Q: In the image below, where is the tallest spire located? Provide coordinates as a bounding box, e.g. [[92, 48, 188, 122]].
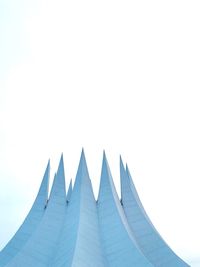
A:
[[52, 149, 106, 267], [73, 148, 90, 191]]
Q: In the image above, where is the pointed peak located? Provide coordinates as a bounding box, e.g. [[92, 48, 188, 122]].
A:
[[57, 154, 64, 173], [98, 151, 113, 200], [77, 148, 88, 173], [47, 159, 50, 167], [126, 164, 134, 184], [60, 153, 64, 163], [73, 149, 90, 190], [120, 156, 126, 183], [101, 151, 111, 180], [44, 160, 50, 176], [102, 150, 109, 168], [102, 150, 111, 170], [126, 163, 131, 177], [98, 151, 123, 212], [35, 160, 50, 204], [80, 148, 86, 163], [48, 157, 66, 202], [81, 147, 85, 155], [57, 154, 64, 172], [120, 155, 125, 170], [120, 159, 130, 201], [102, 152, 114, 179], [44, 159, 50, 176], [125, 164, 136, 189]]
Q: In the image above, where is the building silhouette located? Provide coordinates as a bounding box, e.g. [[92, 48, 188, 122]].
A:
[[0, 150, 190, 267]]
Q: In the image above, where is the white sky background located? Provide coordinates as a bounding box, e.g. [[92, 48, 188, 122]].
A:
[[0, 0, 200, 265]]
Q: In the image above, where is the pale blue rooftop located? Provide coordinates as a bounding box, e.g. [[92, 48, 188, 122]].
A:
[[0, 150, 190, 267]]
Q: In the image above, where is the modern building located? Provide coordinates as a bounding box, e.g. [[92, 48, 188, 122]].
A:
[[0, 150, 190, 267]]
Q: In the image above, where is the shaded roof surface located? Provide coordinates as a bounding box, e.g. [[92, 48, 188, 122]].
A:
[[0, 150, 190, 267]]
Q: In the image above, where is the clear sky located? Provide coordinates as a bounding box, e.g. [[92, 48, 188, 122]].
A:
[[0, 0, 200, 266]]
